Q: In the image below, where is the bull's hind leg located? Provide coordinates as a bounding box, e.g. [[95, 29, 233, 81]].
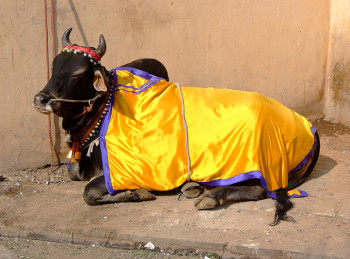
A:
[[83, 175, 156, 205], [195, 186, 267, 210]]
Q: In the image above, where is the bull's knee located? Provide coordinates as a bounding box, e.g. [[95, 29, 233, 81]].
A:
[[68, 162, 81, 181], [83, 182, 104, 206]]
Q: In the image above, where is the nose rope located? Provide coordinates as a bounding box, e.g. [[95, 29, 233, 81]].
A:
[[49, 93, 104, 120], [72, 103, 94, 119], [49, 93, 103, 105]]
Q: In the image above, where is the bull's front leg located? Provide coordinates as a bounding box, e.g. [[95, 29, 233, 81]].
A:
[[68, 162, 81, 181], [195, 186, 267, 210], [68, 148, 104, 182], [83, 175, 156, 205]]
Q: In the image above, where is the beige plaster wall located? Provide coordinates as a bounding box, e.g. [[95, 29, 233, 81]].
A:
[[0, 0, 331, 172], [324, 0, 350, 126], [0, 0, 64, 173]]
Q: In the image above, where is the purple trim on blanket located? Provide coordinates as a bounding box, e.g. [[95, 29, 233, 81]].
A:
[[116, 81, 154, 91], [288, 126, 317, 175], [201, 170, 309, 199], [115, 80, 159, 94], [100, 70, 121, 195], [201, 171, 278, 199], [111, 67, 163, 94], [201, 127, 317, 199], [116, 67, 167, 82], [289, 190, 308, 198], [101, 68, 164, 195]]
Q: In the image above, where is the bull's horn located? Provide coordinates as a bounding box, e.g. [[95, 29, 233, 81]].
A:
[[96, 34, 106, 58], [62, 28, 72, 47]]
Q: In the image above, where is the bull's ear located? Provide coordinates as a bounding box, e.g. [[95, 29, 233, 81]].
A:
[[93, 67, 108, 92]]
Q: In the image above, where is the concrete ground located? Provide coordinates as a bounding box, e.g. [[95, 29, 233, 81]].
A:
[[0, 120, 349, 258]]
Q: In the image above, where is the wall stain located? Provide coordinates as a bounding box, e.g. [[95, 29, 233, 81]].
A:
[[332, 61, 350, 105], [12, 47, 14, 70]]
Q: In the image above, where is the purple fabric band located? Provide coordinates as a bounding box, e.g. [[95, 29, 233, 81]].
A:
[[100, 70, 119, 195], [114, 67, 167, 81], [201, 126, 318, 199]]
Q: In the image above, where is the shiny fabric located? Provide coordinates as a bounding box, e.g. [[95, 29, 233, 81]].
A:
[[99, 67, 317, 199]]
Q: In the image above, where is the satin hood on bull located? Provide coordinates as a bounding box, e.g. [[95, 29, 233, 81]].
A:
[[99, 67, 316, 199]]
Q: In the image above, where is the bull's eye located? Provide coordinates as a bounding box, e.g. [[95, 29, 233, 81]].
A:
[[71, 73, 84, 79], [71, 67, 89, 78]]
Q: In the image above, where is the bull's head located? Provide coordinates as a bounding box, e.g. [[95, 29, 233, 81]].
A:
[[33, 28, 110, 130]]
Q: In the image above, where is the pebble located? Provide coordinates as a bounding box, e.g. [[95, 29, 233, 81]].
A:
[[144, 242, 155, 250]]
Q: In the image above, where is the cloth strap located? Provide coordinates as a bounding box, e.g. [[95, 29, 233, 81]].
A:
[[86, 138, 100, 157], [175, 83, 192, 182]]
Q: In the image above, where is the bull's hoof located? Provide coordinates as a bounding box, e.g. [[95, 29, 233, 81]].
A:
[[181, 182, 204, 199], [135, 189, 157, 201], [194, 195, 219, 210], [68, 162, 81, 181]]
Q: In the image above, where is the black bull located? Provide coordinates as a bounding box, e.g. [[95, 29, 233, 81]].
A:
[[34, 28, 320, 225]]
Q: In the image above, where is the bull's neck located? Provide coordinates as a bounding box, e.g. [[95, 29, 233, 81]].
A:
[[67, 81, 113, 152]]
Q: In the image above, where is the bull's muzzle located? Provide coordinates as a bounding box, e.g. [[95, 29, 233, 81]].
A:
[[33, 92, 53, 114]]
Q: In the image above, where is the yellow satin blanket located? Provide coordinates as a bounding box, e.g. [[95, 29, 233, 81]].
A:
[[99, 68, 316, 199]]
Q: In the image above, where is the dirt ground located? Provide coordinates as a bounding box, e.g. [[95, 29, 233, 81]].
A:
[[0, 120, 350, 258]]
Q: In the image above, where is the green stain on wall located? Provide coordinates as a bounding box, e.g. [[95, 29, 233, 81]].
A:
[[332, 61, 350, 105]]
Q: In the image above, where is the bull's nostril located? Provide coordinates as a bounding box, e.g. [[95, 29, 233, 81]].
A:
[[33, 93, 54, 114], [34, 93, 50, 105]]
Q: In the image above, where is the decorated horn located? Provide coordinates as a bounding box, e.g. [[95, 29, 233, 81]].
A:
[[62, 28, 72, 47], [96, 35, 106, 58]]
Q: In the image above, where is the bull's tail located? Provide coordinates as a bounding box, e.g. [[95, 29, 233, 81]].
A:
[[270, 131, 320, 226]]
